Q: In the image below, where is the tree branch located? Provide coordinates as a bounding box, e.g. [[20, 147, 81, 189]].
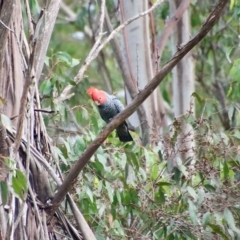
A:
[[154, 0, 191, 65], [50, 0, 229, 207]]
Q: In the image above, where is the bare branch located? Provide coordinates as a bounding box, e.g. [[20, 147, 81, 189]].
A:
[[51, 0, 229, 207], [87, 0, 106, 59], [154, 0, 191, 66], [54, 0, 164, 104]]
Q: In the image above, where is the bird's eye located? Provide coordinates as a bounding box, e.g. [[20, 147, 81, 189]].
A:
[[99, 97, 102, 100]]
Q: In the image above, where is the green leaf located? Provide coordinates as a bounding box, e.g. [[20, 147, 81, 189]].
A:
[[223, 161, 229, 179], [230, 0, 237, 10], [12, 170, 27, 200], [16, 170, 27, 191], [139, 167, 147, 181], [177, 162, 188, 177], [97, 154, 107, 166], [55, 52, 72, 66], [208, 224, 229, 239], [227, 82, 234, 97], [105, 181, 113, 202], [157, 182, 172, 187], [1, 114, 13, 133], [98, 204, 105, 217], [192, 92, 204, 105], [70, 58, 80, 67], [188, 199, 197, 225], [224, 208, 240, 234], [144, 148, 151, 163], [230, 59, 240, 81], [81, 107, 89, 120], [197, 188, 205, 206], [173, 167, 181, 184], [40, 79, 53, 95], [86, 186, 94, 202], [202, 212, 211, 228], [113, 220, 125, 235], [187, 186, 198, 201], [0, 181, 8, 205], [233, 130, 240, 140], [158, 187, 165, 204], [54, 147, 68, 165], [204, 184, 216, 192], [45, 56, 50, 67], [151, 164, 158, 180]]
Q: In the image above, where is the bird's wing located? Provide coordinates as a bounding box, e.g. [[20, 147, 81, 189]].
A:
[[112, 96, 125, 113], [112, 96, 135, 131]]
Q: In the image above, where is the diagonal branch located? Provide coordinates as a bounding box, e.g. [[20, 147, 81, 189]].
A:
[[154, 0, 192, 64], [51, 0, 229, 207]]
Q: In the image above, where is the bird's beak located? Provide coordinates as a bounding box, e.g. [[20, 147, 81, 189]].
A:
[[94, 101, 100, 106]]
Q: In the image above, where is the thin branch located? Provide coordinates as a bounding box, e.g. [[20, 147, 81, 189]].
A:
[[0, 20, 28, 70], [54, 0, 164, 104], [154, 0, 191, 66], [13, 44, 36, 153], [60, 1, 77, 22], [50, 0, 229, 208], [87, 0, 106, 59], [23, 0, 34, 41], [0, 20, 14, 32], [34, 109, 55, 114]]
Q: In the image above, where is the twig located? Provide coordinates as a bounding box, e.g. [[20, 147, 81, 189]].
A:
[[34, 109, 55, 114], [54, 0, 164, 104], [154, 0, 191, 65], [13, 45, 36, 153], [23, 0, 34, 41], [87, 0, 106, 59], [50, 0, 229, 208], [0, 20, 28, 70], [0, 20, 13, 32]]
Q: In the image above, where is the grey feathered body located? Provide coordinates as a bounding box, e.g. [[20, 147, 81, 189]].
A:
[[97, 93, 133, 142]]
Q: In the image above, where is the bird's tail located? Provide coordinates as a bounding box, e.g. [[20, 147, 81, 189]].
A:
[[116, 124, 133, 142]]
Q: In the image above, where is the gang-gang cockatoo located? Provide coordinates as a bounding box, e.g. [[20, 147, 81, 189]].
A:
[[87, 87, 133, 142]]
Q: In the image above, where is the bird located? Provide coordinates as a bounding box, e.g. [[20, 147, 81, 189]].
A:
[[86, 86, 133, 142]]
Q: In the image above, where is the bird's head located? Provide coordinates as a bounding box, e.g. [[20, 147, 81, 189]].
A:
[[86, 87, 107, 105]]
